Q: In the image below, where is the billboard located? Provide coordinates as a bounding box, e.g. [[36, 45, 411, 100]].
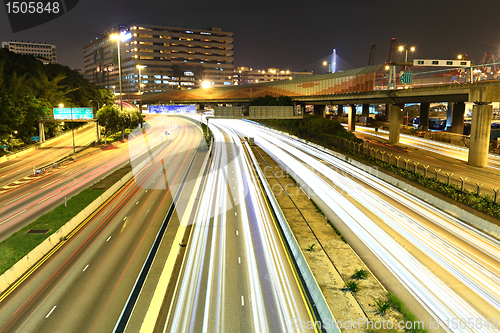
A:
[[148, 104, 196, 114], [53, 107, 93, 120]]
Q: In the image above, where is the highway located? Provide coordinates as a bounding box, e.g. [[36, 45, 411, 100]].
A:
[[160, 117, 318, 333], [0, 116, 206, 333], [0, 124, 97, 188], [346, 124, 500, 196], [222, 119, 500, 333]]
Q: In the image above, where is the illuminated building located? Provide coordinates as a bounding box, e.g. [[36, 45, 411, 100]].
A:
[[83, 24, 234, 95], [1, 40, 57, 64]]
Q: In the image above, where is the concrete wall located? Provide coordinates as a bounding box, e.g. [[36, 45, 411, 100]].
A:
[[249, 106, 294, 118]]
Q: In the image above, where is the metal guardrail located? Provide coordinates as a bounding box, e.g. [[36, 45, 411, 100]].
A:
[[245, 141, 340, 333]]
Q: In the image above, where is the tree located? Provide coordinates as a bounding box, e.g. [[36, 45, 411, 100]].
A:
[[97, 105, 120, 144]]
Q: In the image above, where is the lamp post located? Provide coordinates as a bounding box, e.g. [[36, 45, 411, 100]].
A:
[[111, 34, 124, 113], [398, 46, 415, 70], [137, 65, 144, 112], [10, 130, 17, 152], [323, 61, 331, 73]]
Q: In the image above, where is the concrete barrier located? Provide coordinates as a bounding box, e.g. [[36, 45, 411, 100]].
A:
[[0, 169, 134, 294], [246, 141, 340, 333]]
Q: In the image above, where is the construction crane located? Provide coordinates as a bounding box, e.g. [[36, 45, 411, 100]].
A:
[[477, 53, 498, 78], [368, 44, 376, 66], [387, 38, 397, 64]]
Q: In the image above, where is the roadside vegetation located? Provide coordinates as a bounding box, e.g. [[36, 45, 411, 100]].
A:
[[0, 188, 104, 275], [0, 48, 114, 154]]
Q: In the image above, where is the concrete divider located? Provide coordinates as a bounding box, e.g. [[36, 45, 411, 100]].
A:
[[272, 128, 500, 240], [0, 169, 134, 294], [245, 141, 340, 333]]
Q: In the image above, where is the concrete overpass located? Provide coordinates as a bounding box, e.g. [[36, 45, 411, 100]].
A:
[[141, 67, 500, 167]]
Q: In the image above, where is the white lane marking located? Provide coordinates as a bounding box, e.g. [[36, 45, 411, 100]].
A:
[[37, 191, 61, 205], [238, 257, 241, 264], [107, 163, 113, 166], [241, 296, 244, 306], [67, 169, 80, 176], [235, 212, 237, 216], [0, 209, 27, 225], [41, 179, 59, 189], [236, 230, 238, 235], [106, 236, 112, 242], [83, 265, 89, 271], [145, 190, 148, 193], [136, 201, 139, 205], [45, 306, 56, 318], [123, 216, 127, 221], [153, 181, 155, 184], [90, 167, 104, 176], [4, 192, 31, 205], [68, 178, 84, 188]]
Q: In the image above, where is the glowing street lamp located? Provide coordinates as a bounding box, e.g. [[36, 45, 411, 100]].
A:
[[398, 45, 415, 63], [10, 130, 17, 152], [110, 32, 132, 112], [323, 61, 331, 73], [202, 81, 211, 89]]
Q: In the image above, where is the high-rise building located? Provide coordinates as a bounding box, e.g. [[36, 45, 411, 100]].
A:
[[1, 41, 57, 64], [83, 24, 234, 96]]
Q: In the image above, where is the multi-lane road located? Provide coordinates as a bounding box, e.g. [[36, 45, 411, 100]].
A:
[[0, 116, 206, 332], [0, 124, 97, 188], [222, 119, 500, 332]]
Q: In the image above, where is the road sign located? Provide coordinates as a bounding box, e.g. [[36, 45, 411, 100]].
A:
[[399, 71, 413, 84], [165, 130, 169, 135], [53, 107, 93, 120], [0, 145, 9, 148], [31, 136, 40, 141]]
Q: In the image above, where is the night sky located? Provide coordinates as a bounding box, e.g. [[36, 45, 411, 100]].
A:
[[1, 0, 500, 73]]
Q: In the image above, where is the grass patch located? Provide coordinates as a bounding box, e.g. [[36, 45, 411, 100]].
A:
[[388, 292, 428, 333], [0, 188, 104, 275], [100, 128, 134, 144]]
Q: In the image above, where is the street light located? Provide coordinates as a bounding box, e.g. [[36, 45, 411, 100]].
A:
[[323, 61, 331, 73], [202, 81, 211, 89], [137, 65, 144, 112], [10, 130, 17, 152], [110, 34, 125, 113], [398, 45, 415, 63]]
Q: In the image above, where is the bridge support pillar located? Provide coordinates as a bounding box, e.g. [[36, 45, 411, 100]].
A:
[[313, 105, 326, 117], [389, 104, 402, 144], [384, 103, 390, 122], [337, 105, 343, 116], [362, 104, 369, 118], [468, 103, 492, 167], [420, 102, 430, 131], [446, 102, 453, 129], [451, 102, 465, 134], [347, 105, 355, 132]]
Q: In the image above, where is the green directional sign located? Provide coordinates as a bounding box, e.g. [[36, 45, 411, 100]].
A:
[[399, 71, 413, 84], [53, 107, 93, 120], [0, 145, 9, 148]]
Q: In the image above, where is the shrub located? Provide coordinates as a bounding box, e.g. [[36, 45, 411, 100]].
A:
[[345, 280, 359, 292], [374, 298, 392, 316], [352, 268, 368, 280]]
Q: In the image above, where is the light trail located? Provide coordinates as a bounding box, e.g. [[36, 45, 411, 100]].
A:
[[221, 119, 500, 333]]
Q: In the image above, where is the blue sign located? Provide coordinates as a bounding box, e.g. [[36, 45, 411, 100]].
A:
[[149, 105, 196, 114], [53, 107, 94, 120], [399, 71, 413, 84], [0, 145, 9, 148], [31, 136, 40, 141]]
